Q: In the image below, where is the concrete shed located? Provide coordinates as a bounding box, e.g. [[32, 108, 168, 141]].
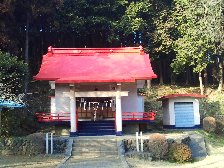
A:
[[158, 94, 206, 129]]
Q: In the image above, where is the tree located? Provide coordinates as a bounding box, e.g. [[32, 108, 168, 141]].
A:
[[0, 51, 27, 101], [170, 0, 219, 94], [0, 0, 19, 53]]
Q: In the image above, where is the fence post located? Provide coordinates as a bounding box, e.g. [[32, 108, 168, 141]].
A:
[[140, 131, 143, 152], [136, 132, 139, 152], [46, 133, 54, 154], [51, 133, 53, 154], [46, 133, 49, 154]]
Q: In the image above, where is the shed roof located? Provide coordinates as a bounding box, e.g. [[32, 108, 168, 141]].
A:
[[34, 46, 157, 83], [157, 94, 207, 101]]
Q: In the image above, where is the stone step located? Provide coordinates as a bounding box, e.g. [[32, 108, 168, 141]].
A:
[[71, 138, 118, 157], [77, 132, 115, 136], [79, 126, 115, 129], [73, 142, 117, 147], [72, 146, 118, 152], [78, 129, 115, 132], [68, 155, 120, 160], [73, 139, 117, 143], [71, 150, 118, 156]]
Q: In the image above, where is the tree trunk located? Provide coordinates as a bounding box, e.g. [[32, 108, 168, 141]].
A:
[[24, 12, 30, 96], [171, 72, 176, 85], [218, 56, 223, 92], [159, 60, 164, 84], [204, 68, 208, 87], [185, 67, 190, 85], [199, 72, 204, 95]]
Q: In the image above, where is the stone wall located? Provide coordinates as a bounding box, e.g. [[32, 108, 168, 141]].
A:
[[122, 133, 207, 161], [0, 133, 68, 156]]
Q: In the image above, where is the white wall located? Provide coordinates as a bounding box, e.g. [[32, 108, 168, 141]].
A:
[[137, 80, 146, 112], [50, 97, 56, 114], [55, 84, 70, 113], [54, 81, 145, 115], [166, 97, 200, 126], [121, 80, 145, 112], [162, 100, 170, 125], [121, 83, 137, 112], [137, 96, 144, 112]]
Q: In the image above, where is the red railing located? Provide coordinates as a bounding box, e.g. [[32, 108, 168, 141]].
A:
[[36, 111, 156, 122], [36, 112, 71, 122], [122, 112, 156, 121]]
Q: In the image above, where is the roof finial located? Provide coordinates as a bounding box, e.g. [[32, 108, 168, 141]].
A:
[[48, 46, 53, 56], [139, 45, 144, 55], [48, 46, 53, 52]]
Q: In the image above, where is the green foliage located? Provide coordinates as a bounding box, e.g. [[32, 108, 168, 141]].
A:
[[146, 133, 168, 160], [0, 51, 27, 101], [199, 91, 224, 116], [168, 143, 192, 163], [170, 0, 214, 74], [203, 116, 216, 133], [119, 0, 152, 34]]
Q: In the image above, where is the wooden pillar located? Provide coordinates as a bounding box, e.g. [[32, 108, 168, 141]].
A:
[[146, 80, 151, 89], [116, 83, 122, 136], [69, 84, 77, 137]]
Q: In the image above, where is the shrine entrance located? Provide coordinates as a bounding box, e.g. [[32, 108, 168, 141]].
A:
[[76, 97, 115, 121]]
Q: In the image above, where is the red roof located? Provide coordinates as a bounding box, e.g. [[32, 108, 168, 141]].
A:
[[157, 94, 207, 101], [34, 46, 157, 83]]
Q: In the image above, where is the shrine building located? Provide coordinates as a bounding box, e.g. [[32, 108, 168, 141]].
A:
[[34, 46, 157, 136]]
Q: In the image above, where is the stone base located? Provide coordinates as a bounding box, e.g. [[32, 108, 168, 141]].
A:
[[70, 132, 78, 137], [116, 131, 123, 136], [163, 125, 201, 129]]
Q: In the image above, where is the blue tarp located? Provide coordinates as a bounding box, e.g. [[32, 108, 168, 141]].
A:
[[0, 99, 25, 108]]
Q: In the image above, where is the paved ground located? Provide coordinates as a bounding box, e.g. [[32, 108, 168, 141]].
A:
[[60, 154, 125, 168], [0, 155, 64, 168]]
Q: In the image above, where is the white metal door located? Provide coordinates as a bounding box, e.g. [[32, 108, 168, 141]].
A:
[[174, 102, 194, 127]]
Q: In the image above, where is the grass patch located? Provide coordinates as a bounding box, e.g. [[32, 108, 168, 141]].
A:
[[194, 130, 224, 147]]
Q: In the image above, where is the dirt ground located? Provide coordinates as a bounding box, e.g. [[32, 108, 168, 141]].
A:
[[0, 154, 64, 168]]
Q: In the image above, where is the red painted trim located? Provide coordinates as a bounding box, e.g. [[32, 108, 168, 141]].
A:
[[49, 47, 143, 55], [35, 112, 156, 122], [55, 78, 136, 83], [157, 94, 207, 101]]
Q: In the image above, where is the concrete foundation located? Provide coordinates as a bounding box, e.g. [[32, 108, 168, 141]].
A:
[[123, 123, 139, 134]]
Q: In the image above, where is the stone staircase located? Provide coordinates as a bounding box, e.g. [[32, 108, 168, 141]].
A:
[[71, 138, 118, 157], [60, 138, 122, 168], [58, 137, 131, 168]]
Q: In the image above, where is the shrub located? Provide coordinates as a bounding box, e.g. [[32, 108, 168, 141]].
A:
[[146, 133, 168, 160], [203, 117, 216, 133], [169, 143, 192, 163], [215, 120, 224, 135]]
